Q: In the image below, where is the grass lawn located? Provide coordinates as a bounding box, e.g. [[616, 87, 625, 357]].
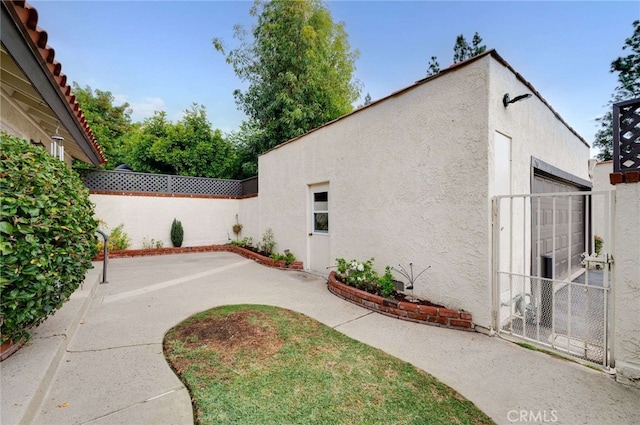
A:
[[163, 304, 494, 425]]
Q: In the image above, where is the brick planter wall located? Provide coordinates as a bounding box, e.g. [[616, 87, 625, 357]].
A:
[[93, 245, 303, 270], [328, 271, 473, 331]]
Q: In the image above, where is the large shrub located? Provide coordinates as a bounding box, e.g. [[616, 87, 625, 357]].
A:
[[0, 132, 98, 343]]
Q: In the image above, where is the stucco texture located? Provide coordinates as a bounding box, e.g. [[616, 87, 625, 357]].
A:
[[613, 182, 640, 387], [91, 194, 241, 249], [258, 54, 590, 330]]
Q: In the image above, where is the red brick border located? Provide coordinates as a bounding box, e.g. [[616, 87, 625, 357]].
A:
[[93, 245, 303, 270], [610, 171, 640, 185], [327, 271, 473, 331]]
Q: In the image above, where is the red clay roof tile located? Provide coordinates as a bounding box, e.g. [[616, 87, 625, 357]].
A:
[[5, 0, 106, 164]]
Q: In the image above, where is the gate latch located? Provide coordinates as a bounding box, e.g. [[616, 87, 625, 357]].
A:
[[581, 252, 614, 270]]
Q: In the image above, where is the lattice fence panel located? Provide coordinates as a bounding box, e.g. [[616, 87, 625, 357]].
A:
[[80, 170, 242, 196], [613, 98, 640, 172]]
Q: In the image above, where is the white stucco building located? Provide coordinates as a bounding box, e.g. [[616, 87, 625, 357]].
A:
[[256, 50, 591, 331]]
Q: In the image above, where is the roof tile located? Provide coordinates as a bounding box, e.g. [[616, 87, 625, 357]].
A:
[[5, 0, 106, 164]]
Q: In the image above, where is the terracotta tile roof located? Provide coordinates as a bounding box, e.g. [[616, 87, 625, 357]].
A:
[[5, 0, 106, 164]]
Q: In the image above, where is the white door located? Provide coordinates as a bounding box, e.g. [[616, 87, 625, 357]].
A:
[[308, 183, 331, 273]]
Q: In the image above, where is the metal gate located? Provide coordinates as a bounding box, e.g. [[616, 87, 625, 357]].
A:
[[492, 191, 614, 367]]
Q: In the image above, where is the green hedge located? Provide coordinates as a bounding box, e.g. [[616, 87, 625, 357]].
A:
[[0, 132, 98, 343]]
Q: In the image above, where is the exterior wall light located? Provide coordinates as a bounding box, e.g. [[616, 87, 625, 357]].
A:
[[503, 93, 532, 107]]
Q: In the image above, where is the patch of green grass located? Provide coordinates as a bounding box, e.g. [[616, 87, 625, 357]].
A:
[[514, 341, 603, 371], [164, 305, 494, 425]]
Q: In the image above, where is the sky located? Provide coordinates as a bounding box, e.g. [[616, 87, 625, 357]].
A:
[[29, 0, 640, 156]]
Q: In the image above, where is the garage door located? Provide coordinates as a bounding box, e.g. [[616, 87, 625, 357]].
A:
[[532, 174, 586, 280]]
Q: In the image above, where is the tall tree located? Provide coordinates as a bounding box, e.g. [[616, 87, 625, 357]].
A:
[[213, 0, 361, 162], [123, 105, 237, 178], [72, 83, 132, 168], [426, 32, 485, 77], [593, 20, 640, 160]]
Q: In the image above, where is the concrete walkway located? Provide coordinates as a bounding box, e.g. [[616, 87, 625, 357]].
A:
[[2, 252, 639, 425]]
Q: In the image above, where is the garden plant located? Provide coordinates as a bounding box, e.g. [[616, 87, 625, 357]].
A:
[[0, 132, 98, 344]]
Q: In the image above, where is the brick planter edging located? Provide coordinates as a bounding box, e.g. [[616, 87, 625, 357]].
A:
[[93, 245, 303, 270], [327, 271, 473, 331]]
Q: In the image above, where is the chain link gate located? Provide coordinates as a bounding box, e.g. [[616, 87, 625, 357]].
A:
[[492, 191, 614, 367]]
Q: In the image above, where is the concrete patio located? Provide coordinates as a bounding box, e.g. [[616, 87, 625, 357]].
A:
[[2, 252, 639, 425]]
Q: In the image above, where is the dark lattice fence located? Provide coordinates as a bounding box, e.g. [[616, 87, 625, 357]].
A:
[[613, 98, 640, 172], [80, 170, 258, 196]]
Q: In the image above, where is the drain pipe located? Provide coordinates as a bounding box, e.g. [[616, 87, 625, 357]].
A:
[[96, 230, 108, 283]]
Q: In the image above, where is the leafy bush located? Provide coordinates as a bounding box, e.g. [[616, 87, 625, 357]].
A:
[[335, 258, 379, 289], [142, 236, 163, 249], [259, 228, 276, 255], [230, 237, 253, 248], [171, 218, 184, 247], [270, 250, 296, 265], [97, 223, 131, 252], [0, 132, 98, 343], [378, 266, 396, 298], [594, 235, 604, 256]]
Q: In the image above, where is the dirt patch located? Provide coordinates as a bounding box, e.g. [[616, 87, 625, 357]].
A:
[[178, 311, 283, 354]]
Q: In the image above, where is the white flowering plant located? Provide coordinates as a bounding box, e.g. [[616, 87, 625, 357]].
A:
[[335, 258, 379, 289]]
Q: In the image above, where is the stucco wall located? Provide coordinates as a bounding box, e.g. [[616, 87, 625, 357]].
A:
[[258, 54, 591, 330], [613, 181, 640, 387], [259, 57, 493, 327], [237, 196, 260, 244], [91, 194, 241, 249], [590, 161, 615, 254]]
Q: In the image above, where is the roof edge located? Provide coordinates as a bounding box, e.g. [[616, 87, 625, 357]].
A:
[[2, 0, 106, 165], [263, 49, 589, 156]]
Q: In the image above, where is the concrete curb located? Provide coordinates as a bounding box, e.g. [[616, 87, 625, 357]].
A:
[[0, 265, 102, 425]]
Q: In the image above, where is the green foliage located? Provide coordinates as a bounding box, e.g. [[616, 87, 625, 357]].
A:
[[594, 20, 640, 160], [258, 228, 276, 255], [142, 237, 163, 249], [230, 236, 253, 248], [97, 224, 131, 251], [0, 132, 98, 342], [427, 32, 485, 77], [270, 250, 296, 265], [426, 56, 440, 76], [214, 0, 361, 172], [123, 105, 237, 178], [171, 219, 184, 248], [594, 235, 604, 256], [377, 266, 396, 298], [453, 32, 486, 63], [72, 83, 133, 169], [335, 258, 378, 289]]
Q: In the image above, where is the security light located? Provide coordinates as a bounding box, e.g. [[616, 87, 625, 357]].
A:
[[503, 93, 532, 107]]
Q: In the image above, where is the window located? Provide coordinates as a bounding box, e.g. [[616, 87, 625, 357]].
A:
[[313, 191, 329, 233]]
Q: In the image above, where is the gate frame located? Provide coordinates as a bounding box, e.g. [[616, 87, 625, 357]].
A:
[[491, 190, 615, 368]]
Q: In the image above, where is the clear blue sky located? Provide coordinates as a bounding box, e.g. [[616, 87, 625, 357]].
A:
[[31, 1, 639, 155]]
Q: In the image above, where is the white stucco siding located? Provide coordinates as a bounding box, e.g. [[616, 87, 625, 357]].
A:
[[91, 194, 240, 249], [259, 58, 492, 327], [487, 59, 590, 196], [237, 195, 260, 244]]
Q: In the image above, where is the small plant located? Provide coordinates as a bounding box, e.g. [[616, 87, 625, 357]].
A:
[[142, 237, 163, 249], [230, 237, 253, 248], [232, 214, 243, 240], [171, 219, 184, 247], [335, 258, 378, 289], [594, 235, 603, 256], [97, 224, 131, 252], [270, 250, 296, 265], [378, 266, 396, 298], [259, 228, 276, 255]]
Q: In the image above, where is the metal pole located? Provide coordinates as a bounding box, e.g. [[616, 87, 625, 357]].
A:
[[96, 230, 108, 283]]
